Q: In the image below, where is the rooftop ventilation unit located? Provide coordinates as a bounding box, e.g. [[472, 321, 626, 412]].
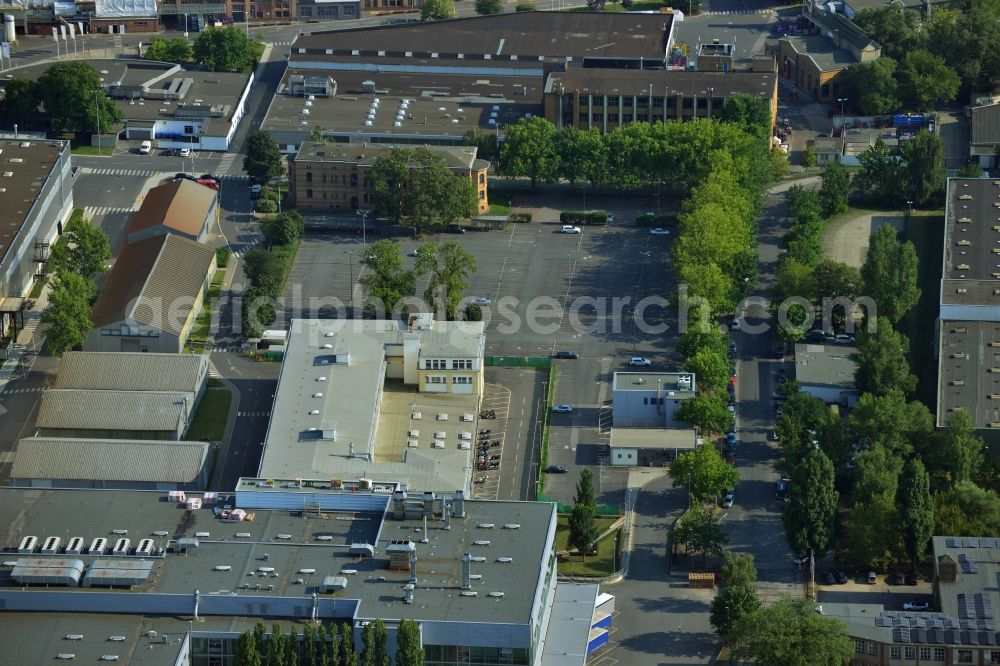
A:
[[18, 536, 38, 554], [135, 539, 155, 556], [65, 635, 84, 641], [65, 537, 85, 555], [41, 536, 62, 554], [89, 538, 108, 555], [112, 538, 130, 556]]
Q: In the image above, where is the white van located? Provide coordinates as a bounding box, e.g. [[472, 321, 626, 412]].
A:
[[139, 140, 152, 154]]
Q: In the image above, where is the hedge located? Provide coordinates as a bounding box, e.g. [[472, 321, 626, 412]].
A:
[[635, 213, 679, 228], [559, 210, 608, 225], [509, 212, 533, 223]]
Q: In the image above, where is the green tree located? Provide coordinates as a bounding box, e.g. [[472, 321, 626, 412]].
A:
[[474, 0, 503, 13], [369, 149, 411, 225], [939, 410, 986, 487], [269, 624, 286, 666], [462, 127, 499, 162], [242, 247, 285, 296], [676, 393, 735, 434], [925, 2, 1000, 95], [192, 26, 261, 71], [340, 624, 358, 666], [897, 49, 960, 111], [956, 163, 984, 178], [36, 62, 122, 133], [327, 624, 341, 666], [360, 239, 416, 315], [719, 93, 773, 144], [243, 130, 285, 182], [783, 448, 838, 558], [396, 619, 424, 666], [898, 459, 934, 572], [568, 503, 599, 555], [848, 389, 933, 458], [408, 148, 478, 230], [800, 145, 817, 168], [674, 504, 728, 566], [286, 628, 299, 666], [839, 58, 901, 115], [852, 317, 917, 396], [253, 621, 267, 661], [500, 116, 560, 188], [774, 391, 830, 467], [844, 445, 902, 569], [515, 2, 536, 9], [301, 624, 316, 666], [853, 137, 905, 206], [41, 270, 95, 356], [669, 441, 740, 502], [261, 210, 305, 247], [710, 553, 760, 638], [819, 162, 850, 217], [49, 211, 111, 280], [860, 224, 920, 324], [813, 259, 862, 301], [0, 78, 39, 128], [683, 346, 730, 394], [902, 130, 945, 206], [555, 127, 607, 187], [414, 241, 477, 319], [729, 597, 854, 666], [144, 36, 193, 63], [237, 630, 261, 666], [361, 619, 390, 666], [852, 5, 924, 61], [421, 0, 457, 19], [934, 481, 1000, 537], [677, 318, 729, 360], [574, 468, 597, 509]]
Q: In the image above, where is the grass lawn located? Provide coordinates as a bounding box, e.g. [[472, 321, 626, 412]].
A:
[[899, 211, 945, 411], [186, 384, 232, 442], [71, 146, 114, 156], [29, 276, 48, 300], [556, 514, 622, 576], [488, 192, 513, 216]]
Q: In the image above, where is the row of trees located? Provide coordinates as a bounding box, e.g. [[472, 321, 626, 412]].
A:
[[368, 148, 479, 235], [0, 62, 122, 134], [853, 133, 945, 209], [241, 210, 305, 337], [840, 0, 1000, 114], [234, 619, 422, 666], [498, 101, 776, 198], [145, 26, 264, 72], [360, 239, 477, 320], [41, 211, 112, 355]]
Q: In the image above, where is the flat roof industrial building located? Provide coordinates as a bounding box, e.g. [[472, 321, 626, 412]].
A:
[[0, 486, 602, 666], [937, 178, 1000, 435]]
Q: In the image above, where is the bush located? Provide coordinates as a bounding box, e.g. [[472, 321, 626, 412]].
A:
[[560, 210, 608, 225], [635, 213, 678, 228], [215, 247, 231, 268], [509, 212, 533, 223], [515, 2, 536, 9], [464, 303, 483, 321]]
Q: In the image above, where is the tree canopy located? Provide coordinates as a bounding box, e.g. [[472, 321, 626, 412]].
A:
[[729, 597, 854, 666], [42, 270, 95, 356], [414, 241, 477, 319], [144, 37, 193, 63], [860, 224, 920, 324], [49, 210, 111, 280], [501, 117, 561, 188], [360, 239, 416, 315], [0, 78, 40, 129], [192, 26, 262, 71], [852, 317, 917, 396], [421, 0, 457, 19], [37, 62, 122, 133], [243, 130, 285, 182], [783, 448, 838, 558], [668, 441, 739, 501]]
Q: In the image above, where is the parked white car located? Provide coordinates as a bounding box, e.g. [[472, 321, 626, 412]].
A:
[[628, 357, 652, 367], [650, 228, 670, 236], [471, 296, 492, 306], [139, 140, 152, 154], [178, 147, 191, 157], [552, 404, 574, 414], [561, 225, 582, 234]]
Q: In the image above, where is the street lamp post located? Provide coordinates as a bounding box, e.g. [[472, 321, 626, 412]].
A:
[[94, 89, 101, 153], [356, 208, 369, 246], [905, 199, 913, 217]]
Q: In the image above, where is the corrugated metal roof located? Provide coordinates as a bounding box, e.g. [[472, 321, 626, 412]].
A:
[[55, 352, 207, 393], [971, 104, 1000, 146], [89, 234, 216, 334], [128, 179, 217, 237], [13, 437, 208, 483], [36, 389, 193, 432]]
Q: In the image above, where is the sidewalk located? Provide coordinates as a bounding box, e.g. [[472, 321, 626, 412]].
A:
[[0, 279, 53, 394]]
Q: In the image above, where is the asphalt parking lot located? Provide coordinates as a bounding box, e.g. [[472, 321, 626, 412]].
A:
[[280, 213, 683, 506]]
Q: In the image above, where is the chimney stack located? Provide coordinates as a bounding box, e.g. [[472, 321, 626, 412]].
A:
[[392, 490, 406, 520], [461, 552, 472, 590]]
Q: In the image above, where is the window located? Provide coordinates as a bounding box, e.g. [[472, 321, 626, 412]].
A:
[[306, 188, 313, 199], [958, 650, 973, 663], [454, 359, 472, 370], [868, 642, 878, 656], [306, 171, 313, 183], [578, 112, 588, 122], [991, 651, 1000, 665], [424, 375, 445, 384], [184, 125, 195, 134], [890, 647, 901, 659], [479, 190, 485, 200], [452, 376, 471, 384], [920, 647, 931, 660], [855, 640, 864, 654], [905, 646, 915, 660], [351, 173, 358, 187], [935, 648, 946, 661]]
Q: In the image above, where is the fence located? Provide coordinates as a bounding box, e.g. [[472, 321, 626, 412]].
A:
[[484, 356, 552, 368]]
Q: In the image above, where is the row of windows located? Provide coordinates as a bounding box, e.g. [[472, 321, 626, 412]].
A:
[[305, 172, 362, 186], [425, 359, 473, 370], [424, 644, 529, 665], [101, 326, 159, 337], [424, 375, 473, 384], [853, 642, 1000, 663], [564, 96, 717, 112], [304, 189, 369, 203], [643, 397, 681, 406]]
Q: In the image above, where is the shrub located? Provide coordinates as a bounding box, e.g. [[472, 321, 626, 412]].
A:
[[215, 248, 231, 268], [559, 210, 608, 225], [515, 2, 536, 9], [464, 303, 483, 321], [635, 213, 678, 228], [509, 212, 533, 223]]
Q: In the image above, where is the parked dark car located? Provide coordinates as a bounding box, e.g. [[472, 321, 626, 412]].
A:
[[806, 329, 827, 343], [544, 465, 568, 474], [822, 571, 836, 585], [835, 571, 848, 584], [174, 173, 197, 181], [553, 351, 579, 359], [773, 343, 786, 359], [889, 572, 906, 585], [905, 573, 919, 586], [776, 478, 789, 501], [445, 224, 466, 234]]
